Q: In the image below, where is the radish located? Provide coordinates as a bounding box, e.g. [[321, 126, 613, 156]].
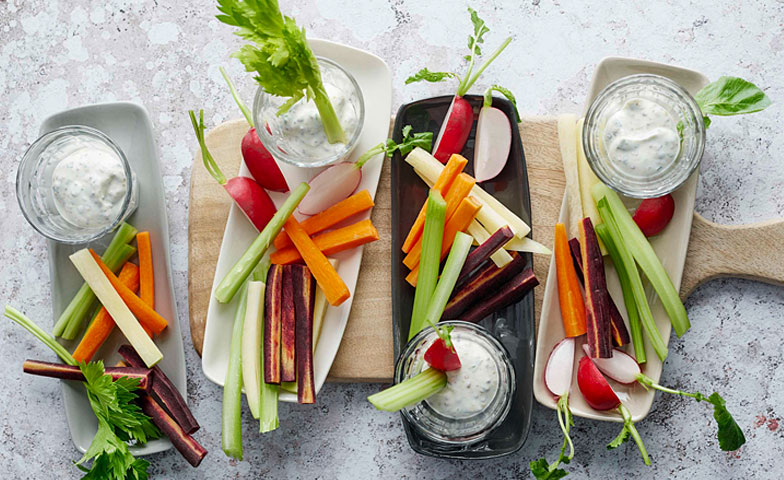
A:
[[581, 344, 747, 452], [576, 356, 652, 465], [632, 194, 674, 237], [474, 86, 519, 182], [406, 7, 515, 164], [220, 67, 289, 192], [531, 338, 576, 479], [298, 125, 432, 215], [189, 110, 277, 231]]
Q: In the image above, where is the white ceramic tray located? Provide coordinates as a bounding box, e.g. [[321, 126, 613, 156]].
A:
[[532, 57, 710, 422], [201, 39, 392, 402], [43, 102, 186, 453]]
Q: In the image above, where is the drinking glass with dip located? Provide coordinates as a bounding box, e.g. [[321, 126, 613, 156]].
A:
[[253, 57, 365, 168], [583, 74, 706, 198], [16, 126, 138, 244], [396, 321, 515, 445]]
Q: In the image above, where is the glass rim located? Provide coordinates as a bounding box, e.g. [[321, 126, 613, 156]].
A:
[[252, 56, 365, 168], [16, 125, 135, 245], [395, 321, 515, 445], [582, 73, 706, 199]]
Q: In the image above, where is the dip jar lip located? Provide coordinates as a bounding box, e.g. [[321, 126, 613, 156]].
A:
[[252, 56, 365, 168], [396, 321, 516, 445], [583, 74, 706, 199], [16, 125, 137, 245]]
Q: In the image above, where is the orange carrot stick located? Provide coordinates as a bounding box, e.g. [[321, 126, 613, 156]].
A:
[[271, 219, 379, 265], [401, 154, 468, 253], [402, 173, 475, 269], [88, 249, 168, 335], [405, 196, 481, 286], [73, 263, 140, 363], [282, 217, 350, 306], [273, 190, 374, 250], [555, 223, 587, 337], [137, 232, 154, 309]]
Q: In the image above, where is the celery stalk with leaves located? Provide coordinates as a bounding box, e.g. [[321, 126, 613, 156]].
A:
[[216, 0, 346, 143]]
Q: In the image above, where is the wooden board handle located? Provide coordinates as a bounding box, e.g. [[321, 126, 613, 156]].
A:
[[681, 212, 784, 297]]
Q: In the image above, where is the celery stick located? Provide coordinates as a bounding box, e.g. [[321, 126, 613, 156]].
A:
[[215, 183, 309, 304], [592, 183, 690, 336], [367, 368, 447, 412], [596, 200, 667, 361], [4, 306, 77, 366], [424, 232, 472, 325], [222, 283, 249, 459], [596, 224, 646, 364], [54, 223, 138, 338], [251, 253, 279, 433], [409, 191, 446, 340]]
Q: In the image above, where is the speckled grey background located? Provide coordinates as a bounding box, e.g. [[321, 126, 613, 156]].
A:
[[1, 0, 782, 478]]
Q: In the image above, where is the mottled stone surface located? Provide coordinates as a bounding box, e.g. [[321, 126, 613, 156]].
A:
[[1, 1, 783, 478]]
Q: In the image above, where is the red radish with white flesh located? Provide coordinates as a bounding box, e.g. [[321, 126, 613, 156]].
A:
[[576, 356, 621, 411], [544, 337, 575, 397], [406, 8, 515, 163], [298, 125, 434, 215], [633, 194, 675, 237], [473, 86, 519, 181], [220, 67, 289, 192], [189, 109, 277, 231], [581, 344, 640, 385], [433, 96, 474, 163]]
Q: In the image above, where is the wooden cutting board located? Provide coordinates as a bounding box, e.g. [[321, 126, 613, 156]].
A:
[[188, 117, 784, 382]]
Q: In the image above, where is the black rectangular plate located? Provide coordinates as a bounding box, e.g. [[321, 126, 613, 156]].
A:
[[390, 95, 535, 459]]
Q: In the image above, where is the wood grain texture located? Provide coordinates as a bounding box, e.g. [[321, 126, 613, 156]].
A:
[[188, 117, 784, 383]]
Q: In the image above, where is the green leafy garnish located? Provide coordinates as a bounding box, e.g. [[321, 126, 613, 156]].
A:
[[530, 394, 574, 479], [405, 68, 456, 85], [695, 76, 771, 116], [354, 125, 433, 168], [216, 0, 346, 143], [406, 7, 514, 98], [76, 361, 160, 480], [608, 405, 650, 466]]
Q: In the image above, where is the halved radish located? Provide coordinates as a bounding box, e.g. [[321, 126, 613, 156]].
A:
[[298, 162, 362, 216], [544, 337, 575, 397], [190, 110, 277, 231], [581, 344, 641, 385], [432, 96, 474, 163], [576, 356, 620, 411], [220, 67, 289, 192], [241, 127, 289, 193], [474, 104, 512, 182]]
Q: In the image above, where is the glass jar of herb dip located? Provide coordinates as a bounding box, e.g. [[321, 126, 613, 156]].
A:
[[583, 74, 706, 198], [16, 126, 138, 244], [396, 321, 515, 445], [253, 57, 365, 168]]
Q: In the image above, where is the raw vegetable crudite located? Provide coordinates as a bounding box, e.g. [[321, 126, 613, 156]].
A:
[[220, 66, 289, 192], [406, 7, 516, 163], [297, 125, 432, 216], [190, 109, 278, 232], [217, 0, 347, 143], [474, 85, 520, 182]]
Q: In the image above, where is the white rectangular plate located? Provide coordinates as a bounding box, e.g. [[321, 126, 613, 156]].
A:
[[201, 39, 392, 402], [43, 102, 186, 453], [533, 57, 709, 422]]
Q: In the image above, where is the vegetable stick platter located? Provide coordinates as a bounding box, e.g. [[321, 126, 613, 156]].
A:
[[189, 115, 784, 382]]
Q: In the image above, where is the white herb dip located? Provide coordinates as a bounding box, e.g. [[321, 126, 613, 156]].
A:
[[603, 98, 681, 178], [50, 138, 128, 229], [278, 82, 359, 159], [425, 336, 500, 419]]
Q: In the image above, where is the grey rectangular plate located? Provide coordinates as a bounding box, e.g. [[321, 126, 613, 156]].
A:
[[42, 102, 186, 455]]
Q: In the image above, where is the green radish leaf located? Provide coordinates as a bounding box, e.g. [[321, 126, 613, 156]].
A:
[[703, 116, 712, 129], [607, 425, 631, 449], [695, 76, 771, 116], [530, 458, 569, 480], [485, 84, 520, 122], [465, 7, 489, 60], [405, 68, 456, 85], [707, 392, 746, 451]]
